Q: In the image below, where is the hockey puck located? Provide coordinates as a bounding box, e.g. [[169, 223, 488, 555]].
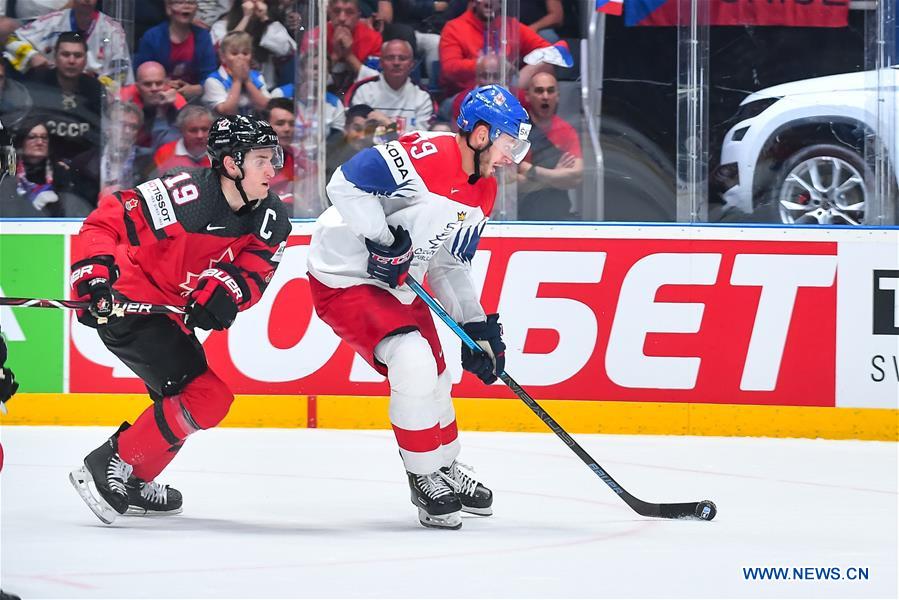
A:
[[695, 500, 717, 521]]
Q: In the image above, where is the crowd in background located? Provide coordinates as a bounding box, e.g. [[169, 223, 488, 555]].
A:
[[0, 0, 585, 219]]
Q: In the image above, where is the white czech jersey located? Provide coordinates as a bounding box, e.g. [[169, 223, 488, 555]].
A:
[[307, 131, 496, 323], [4, 9, 133, 85]]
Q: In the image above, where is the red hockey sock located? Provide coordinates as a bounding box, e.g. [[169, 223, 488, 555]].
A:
[[131, 443, 182, 482], [118, 395, 195, 469]]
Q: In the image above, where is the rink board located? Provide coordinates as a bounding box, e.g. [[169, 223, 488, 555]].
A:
[[1, 220, 897, 440]]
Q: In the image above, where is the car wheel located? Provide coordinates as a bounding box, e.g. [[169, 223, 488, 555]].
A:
[[770, 143, 868, 225]]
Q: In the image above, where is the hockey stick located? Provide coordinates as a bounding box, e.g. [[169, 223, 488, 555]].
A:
[[406, 275, 717, 521], [0, 297, 186, 315]]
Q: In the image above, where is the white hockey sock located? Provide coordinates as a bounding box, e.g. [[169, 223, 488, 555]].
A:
[[375, 331, 443, 474]]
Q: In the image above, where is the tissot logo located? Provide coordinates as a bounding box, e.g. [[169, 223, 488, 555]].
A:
[[872, 270, 899, 335]]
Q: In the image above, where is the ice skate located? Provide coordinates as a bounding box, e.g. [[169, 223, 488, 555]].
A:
[[69, 433, 133, 524], [407, 471, 462, 530], [125, 478, 183, 516], [441, 460, 493, 516]]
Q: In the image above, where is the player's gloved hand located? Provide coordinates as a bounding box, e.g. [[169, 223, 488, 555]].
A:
[[0, 337, 15, 413], [0, 366, 18, 407], [364, 225, 413, 289], [70, 255, 118, 324], [460, 314, 506, 385], [184, 267, 244, 331]]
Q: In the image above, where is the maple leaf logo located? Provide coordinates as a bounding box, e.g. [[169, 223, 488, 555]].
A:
[[178, 247, 235, 296]]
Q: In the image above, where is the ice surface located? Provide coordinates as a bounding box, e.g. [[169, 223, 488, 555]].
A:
[[1, 426, 896, 599]]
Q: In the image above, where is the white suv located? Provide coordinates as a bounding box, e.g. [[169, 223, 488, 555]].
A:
[[714, 67, 898, 225]]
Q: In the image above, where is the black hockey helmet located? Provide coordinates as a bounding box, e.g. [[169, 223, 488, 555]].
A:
[[0, 119, 14, 183], [207, 115, 283, 172]]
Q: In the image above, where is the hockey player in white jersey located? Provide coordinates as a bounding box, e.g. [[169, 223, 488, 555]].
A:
[[307, 84, 531, 529]]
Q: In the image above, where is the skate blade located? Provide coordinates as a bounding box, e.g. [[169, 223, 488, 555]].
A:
[[124, 506, 184, 517], [418, 508, 462, 530], [461, 505, 493, 516], [69, 467, 118, 525]]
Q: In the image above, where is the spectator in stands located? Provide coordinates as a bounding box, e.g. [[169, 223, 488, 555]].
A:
[[391, 0, 466, 68], [517, 71, 582, 221], [272, 51, 346, 145], [521, 0, 563, 43], [449, 51, 507, 126], [325, 102, 388, 180], [196, 0, 232, 28], [275, 0, 305, 38], [4, 0, 68, 23], [438, 0, 553, 97], [262, 97, 303, 208], [305, 0, 382, 97], [203, 31, 271, 116], [153, 105, 214, 175], [212, 0, 297, 88], [0, 59, 32, 130], [121, 61, 187, 163], [3, 0, 134, 86], [345, 39, 434, 133], [24, 32, 102, 167], [2, 116, 93, 217], [84, 101, 150, 195], [134, 0, 218, 102]]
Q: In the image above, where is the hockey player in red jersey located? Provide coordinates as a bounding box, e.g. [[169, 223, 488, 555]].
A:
[[307, 85, 531, 529], [69, 115, 291, 525]]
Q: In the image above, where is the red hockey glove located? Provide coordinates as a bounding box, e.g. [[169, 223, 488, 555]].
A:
[[364, 225, 413, 289], [70, 255, 118, 324], [184, 267, 245, 331]]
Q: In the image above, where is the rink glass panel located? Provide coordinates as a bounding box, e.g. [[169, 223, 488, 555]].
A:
[[76, 0, 899, 223]]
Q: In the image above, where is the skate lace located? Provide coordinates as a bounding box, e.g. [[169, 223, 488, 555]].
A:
[[140, 481, 168, 505], [107, 456, 133, 496], [444, 460, 478, 496], [416, 472, 454, 500]]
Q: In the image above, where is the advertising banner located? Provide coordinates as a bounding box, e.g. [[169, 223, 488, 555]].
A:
[[2, 223, 896, 411], [0, 234, 65, 392], [68, 227, 845, 407]]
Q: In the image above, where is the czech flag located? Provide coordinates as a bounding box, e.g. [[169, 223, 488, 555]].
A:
[[625, 0, 850, 27], [522, 41, 574, 68], [596, 0, 623, 16], [625, 0, 667, 26]]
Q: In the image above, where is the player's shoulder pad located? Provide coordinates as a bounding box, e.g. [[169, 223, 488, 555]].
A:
[[252, 194, 291, 246], [341, 144, 416, 196]]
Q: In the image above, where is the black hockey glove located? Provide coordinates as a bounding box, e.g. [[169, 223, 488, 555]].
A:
[[0, 366, 18, 406], [460, 314, 506, 385], [70, 255, 118, 325], [364, 225, 413, 289], [185, 268, 243, 331], [0, 335, 14, 411]]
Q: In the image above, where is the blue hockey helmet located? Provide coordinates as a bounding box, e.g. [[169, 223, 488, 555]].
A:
[[456, 84, 532, 163]]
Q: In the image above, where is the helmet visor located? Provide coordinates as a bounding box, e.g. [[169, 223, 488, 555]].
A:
[[495, 132, 531, 164], [244, 145, 284, 170]]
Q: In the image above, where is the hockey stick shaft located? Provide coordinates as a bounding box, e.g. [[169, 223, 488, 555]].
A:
[[406, 275, 713, 520], [0, 297, 186, 315]]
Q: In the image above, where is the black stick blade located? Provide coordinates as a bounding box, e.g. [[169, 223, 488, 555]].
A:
[[625, 495, 717, 520]]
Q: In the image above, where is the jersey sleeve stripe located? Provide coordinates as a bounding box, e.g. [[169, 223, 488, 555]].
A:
[[112, 192, 142, 246]]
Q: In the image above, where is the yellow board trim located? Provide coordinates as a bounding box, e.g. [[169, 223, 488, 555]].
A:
[[1, 394, 896, 441]]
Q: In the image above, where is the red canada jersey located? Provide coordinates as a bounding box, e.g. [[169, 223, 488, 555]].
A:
[[75, 168, 291, 309]]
